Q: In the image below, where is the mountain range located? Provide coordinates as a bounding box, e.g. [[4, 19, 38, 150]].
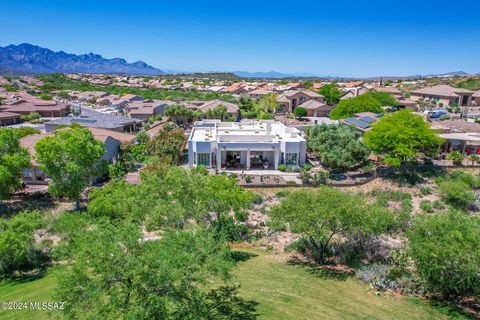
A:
[[232, 71, 320, 79], [0, 43, 477, 79], [233, 70, 476, 80], [0, 43, 164, 75]]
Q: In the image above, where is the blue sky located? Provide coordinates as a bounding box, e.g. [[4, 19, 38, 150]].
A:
[[1, 0, 479, 77]]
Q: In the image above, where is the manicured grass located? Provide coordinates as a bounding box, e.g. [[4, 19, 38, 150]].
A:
[[0, 273, 58, 320], [0, 250, 469, 320], [231, 247, 468, 320]]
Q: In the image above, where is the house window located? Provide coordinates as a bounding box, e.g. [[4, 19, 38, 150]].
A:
[[197, 153, 210, 166], [285, 153, 298, 165]]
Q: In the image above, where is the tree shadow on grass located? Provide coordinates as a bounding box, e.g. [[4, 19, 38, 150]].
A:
[[230, 251, 258, 263], [382, 165, 447, 187], [2, 268, 48, 285], [383, 169, 426, 187], [205, 285, 259, 320], [0, 193, 57, 217], [427, 296, 479, 320], [287, 257, 352, 281]]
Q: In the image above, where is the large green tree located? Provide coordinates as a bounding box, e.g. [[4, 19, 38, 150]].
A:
[[318, 83, 343, 105], [0, 128, 31, 199], [270, 188, 393, 264], [369, 90, 399, 107], [55, 222, 254, 319], [407, 211, 480, 298], [88, 166, 252, 232], [147, 128, 186, 165], [329, 94, 383, 119], [0, 211, 46, 276], [35, 126, 104, 209], [307, 124, 370, 170], [363, 110, 443, 166]]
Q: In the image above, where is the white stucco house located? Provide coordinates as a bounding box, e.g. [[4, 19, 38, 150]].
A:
[[187, 120, 307, 170]]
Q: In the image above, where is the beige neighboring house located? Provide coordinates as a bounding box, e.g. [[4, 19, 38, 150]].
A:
[[431, 119, 480, 155], [0, 112, 22, 126], [374, 86, 402, 98], [295, 100, 333, 117], [0, 99, 69, 117], [410, 85, 474, 106], [127, 100, 168, 121], [195, 100, 240, 119], [248, 88, 273, 99], [276, 90, 324, 113], [373, 86, 417, 110], [473, 90, 480, 106], [20, 128, 136, 185], [221, 85, 248, 95]]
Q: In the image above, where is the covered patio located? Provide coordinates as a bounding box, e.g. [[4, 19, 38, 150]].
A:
[[216, 147, 279, 170]]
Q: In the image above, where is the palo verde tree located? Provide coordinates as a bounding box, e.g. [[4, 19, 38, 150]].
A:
[[363, 110, 443, 166], [55, 222, 255, 319], [35, 125, 104, 209], [0, 128, 31, 199], [307, 124, 370, 170], [407, 211, 480, 298], [270, 187, 393, 264]]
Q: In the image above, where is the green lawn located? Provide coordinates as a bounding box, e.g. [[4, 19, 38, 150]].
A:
[[231, 248, 468, 320], [0, 249, 469, 320], [0, 273, 58, 320]]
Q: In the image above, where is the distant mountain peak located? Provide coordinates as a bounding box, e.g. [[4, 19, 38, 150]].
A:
[[0, 43, 164, 75]]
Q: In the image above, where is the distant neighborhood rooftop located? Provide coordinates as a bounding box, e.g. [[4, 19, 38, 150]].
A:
[[45, 107, 142, 132], [411, 85, 474, 97]]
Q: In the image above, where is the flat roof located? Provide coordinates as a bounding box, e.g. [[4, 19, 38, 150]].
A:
[[189, 120, 305, 143]]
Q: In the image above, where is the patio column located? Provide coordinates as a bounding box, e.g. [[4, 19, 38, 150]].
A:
[[246, 149, 251, 170], [216, 149, 222, 170], [273, 148, 279, 169]]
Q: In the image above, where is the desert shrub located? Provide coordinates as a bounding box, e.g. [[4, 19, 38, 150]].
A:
[[408, 211, 480, 297], [372, 190, 412, 230], [278, 164, 286, 172], [302, 164, 312, 171], [448, 171, 480, 189], [437, 180, 475, 210], [275, 190, 290, 198], [0, 211, 47, 276], [212, 216, 251, 242], [419, 186, 432, 196], [244, 175, 253, 183], [251, 193, 263, 205], [446, 151, 464, 165], [312, 171, 328, 185], [356, 264, 422, 294], [234, 210, 249, 223], [432, 200, 444, 209], [286, 180, 296, 185], [419, 200, 434, 213]]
